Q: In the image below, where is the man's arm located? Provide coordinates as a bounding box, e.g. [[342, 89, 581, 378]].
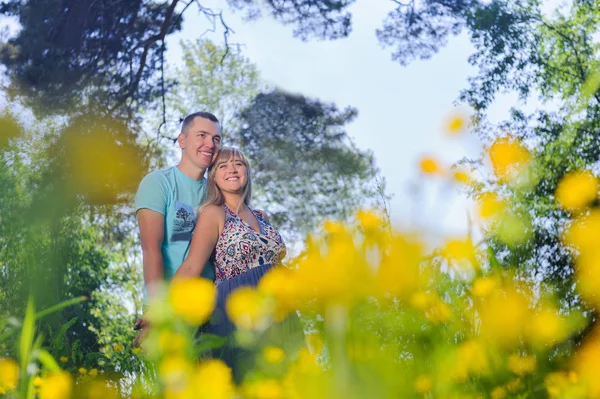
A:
[[137, 208, 165, 299], [173, 205, 223, 280]]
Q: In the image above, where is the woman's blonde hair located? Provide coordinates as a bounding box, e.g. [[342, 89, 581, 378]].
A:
[[198, 146, 252, 214]]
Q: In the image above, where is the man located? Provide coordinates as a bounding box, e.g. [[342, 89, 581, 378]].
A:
[[133, 112, 221, 343]]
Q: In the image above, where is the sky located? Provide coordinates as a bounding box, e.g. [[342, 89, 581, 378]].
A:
[[165, 0, 505, 238]]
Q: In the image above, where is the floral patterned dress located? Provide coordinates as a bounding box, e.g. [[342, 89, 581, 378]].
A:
[[207, 205, 302, 381]]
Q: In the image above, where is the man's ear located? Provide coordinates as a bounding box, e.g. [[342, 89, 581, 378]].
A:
[[177, 133, 185, 149]]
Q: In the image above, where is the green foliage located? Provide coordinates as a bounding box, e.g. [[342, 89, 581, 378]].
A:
[[238, 90, 379, 240]]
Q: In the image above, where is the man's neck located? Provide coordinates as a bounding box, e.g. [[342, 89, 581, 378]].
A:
[[176, 161, 206, 181]]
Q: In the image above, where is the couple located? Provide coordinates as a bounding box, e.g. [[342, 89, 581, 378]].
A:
[[134, 112, 298, 377]]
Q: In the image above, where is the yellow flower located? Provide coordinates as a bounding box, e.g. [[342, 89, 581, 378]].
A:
[[414, 375, 433, 394], [83, 380, 119, 399], [40, 371, 73, 399], [445, 112, 468, 135], [476, 192, 506, 220], [59, 356, 68, 363], [258, 266, 297, 321], [158, 331, 188, 354], [505, 378, 524, 393], [572, 332, 600, 398], [376, 237, 424, 299], [356, 209, 383, 231], [244, 379, 284, 399], [0, 358, 18, 392], [453, 340, 490, 381], [132, 347, 143, 355], [263, 346, 286, 364], [33, 376, 44, 387], [112, 344, 124, 353], [89, 369, 98, 377], [226, 286, 270, 330], [526, 307, 568, 348], [562, 209, 600, 252], [471, 277, 497, 298], [194, 359, 235, 399], [169, 277, 217, 326], [159, 355, 194, 394], [78, 367, 88, 375], [478, 285, 530, 347], [452, 169, 473, 185], [555, 170, 598, 212], [488, 136, 531, 181], [419, 156, 443, 175], [441, 237, 478, 272], [61, 119, 145, 205], [490, 386, 506, 399], [508, 354, 537, 375]]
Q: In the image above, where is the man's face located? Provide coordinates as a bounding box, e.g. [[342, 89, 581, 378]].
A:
[[179, 117, 221, 170]]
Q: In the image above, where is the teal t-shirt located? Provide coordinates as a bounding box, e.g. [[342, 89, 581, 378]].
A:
[[135, 166, 215, 283]]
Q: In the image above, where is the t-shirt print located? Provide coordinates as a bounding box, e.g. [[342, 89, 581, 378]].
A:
[[171, 201, 197, 242]]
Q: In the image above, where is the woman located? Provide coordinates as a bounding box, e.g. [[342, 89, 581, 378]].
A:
[[174, 146, 301, 379]]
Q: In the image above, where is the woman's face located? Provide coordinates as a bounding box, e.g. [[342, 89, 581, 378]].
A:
[[214, 156, 248, 194]]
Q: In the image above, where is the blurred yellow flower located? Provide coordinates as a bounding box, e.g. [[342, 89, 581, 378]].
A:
[[452, 169, 473, 185], [445, 112, 468, 135], [453, 340, 490, 381], [505, 378, 524, 393], [491, 386, 506, 399], [226, 286, 270, 330], [89, 369, 98, 377], [244, 379, 284, 399], [508, 354, 537, 375], [419, 156, 443, 175], [545, 371, 584, 398], [376, 237, 424, 299], [572, 332, 600, 398], [59, 356, 68, 363], [414, 375, 433, 394], [61, 119, 145, 205], [112, 344, 124, 353], [78, 367, 87, 375], [0, 358, 18, 392], [33, 376, 44, 387], [323, 220, 344, 235], [83, 380, 119, 399], [471, 277, 497, 298], [478, 286, 530, 347], [194, 359, 234, 399], [132, 347, 143, 355], [169, 277, 216, 326], [476, 192, 506, 220], [158, 331, 188, 354], [258, 266, 297, 321], [555, 170, 598, 211], [526, 307, 568, 348], [356, 209, 383, 231], [40, 371, 73, 399], [488, 136, 531, 181], [159, 355, 194, 394], [263, 346, 286, 364], [441, 237, 478, 272]]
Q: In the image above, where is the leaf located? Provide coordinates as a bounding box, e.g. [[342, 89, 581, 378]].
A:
[[51, 317, 78, 353]]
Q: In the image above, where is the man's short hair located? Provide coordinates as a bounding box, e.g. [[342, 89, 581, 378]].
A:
[[181, 112, 220, 135]]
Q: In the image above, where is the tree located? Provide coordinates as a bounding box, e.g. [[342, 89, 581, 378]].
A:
[[376, 0, 600, 304], [238, 89, 379, 241], [0, 0, 355, 117]]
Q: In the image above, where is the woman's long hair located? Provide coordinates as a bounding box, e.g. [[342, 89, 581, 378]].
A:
[[198, 146, 252, 214]]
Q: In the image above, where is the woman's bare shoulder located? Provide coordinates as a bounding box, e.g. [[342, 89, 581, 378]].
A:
[[198, 204, 225, 223]]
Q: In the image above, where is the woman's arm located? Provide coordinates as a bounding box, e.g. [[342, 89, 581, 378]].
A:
[[173, 205, 224, 279]]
